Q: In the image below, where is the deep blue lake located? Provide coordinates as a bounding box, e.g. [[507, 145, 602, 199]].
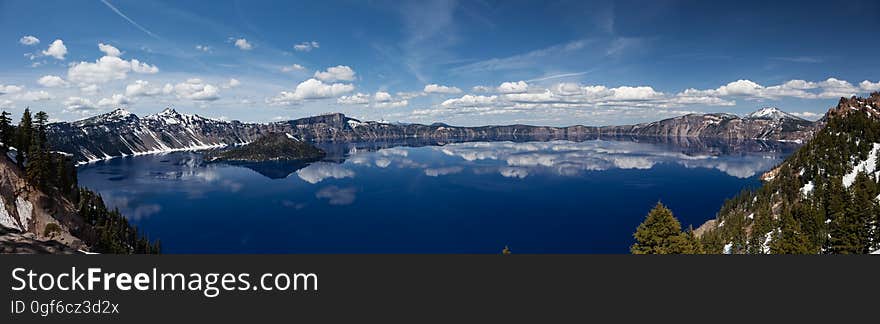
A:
[[76, 139, 795, 253]]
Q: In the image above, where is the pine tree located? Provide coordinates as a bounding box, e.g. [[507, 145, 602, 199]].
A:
[[770, 207, 813, 254], [25, 111, 50, 189], [15, 108, 33, 167], [631, 202, 696, 254], [0, 110, 12, 153]]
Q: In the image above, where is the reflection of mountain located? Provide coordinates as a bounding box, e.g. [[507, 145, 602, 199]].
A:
[[224, 160, 312, 179]]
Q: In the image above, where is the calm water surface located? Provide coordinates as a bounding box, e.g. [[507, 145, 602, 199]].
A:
[[77, 139, 796, 253]]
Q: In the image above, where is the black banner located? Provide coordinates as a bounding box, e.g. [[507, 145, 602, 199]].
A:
[[2, 255, 877, 323]]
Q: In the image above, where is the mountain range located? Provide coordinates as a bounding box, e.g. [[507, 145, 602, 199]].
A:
[[47, 107, 819, 164]]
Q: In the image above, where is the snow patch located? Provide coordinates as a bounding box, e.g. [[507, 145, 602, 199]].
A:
[[722, 243, 733, 254], [15, 196, 33, 231], [801, 181, 814, 196], [0, 198, 21, 231], [842, 143, 880, 188]]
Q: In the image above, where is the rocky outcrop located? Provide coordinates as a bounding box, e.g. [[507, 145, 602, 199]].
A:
[[48, 107, 820, 164], [0, 154, 87, 251], [205, 132, 326, 162]]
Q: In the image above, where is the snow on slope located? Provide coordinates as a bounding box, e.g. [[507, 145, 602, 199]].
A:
[[842, 143, 880, 188]]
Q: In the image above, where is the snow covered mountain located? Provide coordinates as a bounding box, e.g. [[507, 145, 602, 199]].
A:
[[746, 107, 805, 121], [47, 107, 821, 165]]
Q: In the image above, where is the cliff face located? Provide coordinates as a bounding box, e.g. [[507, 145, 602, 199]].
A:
[[47, 107, 820, 165], [0, 155, 86, 252]]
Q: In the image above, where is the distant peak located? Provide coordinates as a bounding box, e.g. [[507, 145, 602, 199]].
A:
[[108, 108, 133, 117], [159, 107, 178, 115], [746, 107, 802, 120]]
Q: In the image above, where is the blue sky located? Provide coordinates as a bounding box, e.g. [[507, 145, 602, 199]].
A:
[[1, 0, 879, 126]]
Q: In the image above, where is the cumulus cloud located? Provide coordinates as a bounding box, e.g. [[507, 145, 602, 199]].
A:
[[314, 65, 355, 82], [80, 84, 100, 95], [861, 80, 880, 92], [497, 81, 529, 93], [0, 84, 24, 95], [234, 38, 252, 50], [18, 91, 53, 101], [63, 96, 97, 114], [424, 84, 462, 94], [67, 44, 158, 84], [97, 93, 131, 107], [293, 41, 319, 52], [791, 111, 822, 120], [42, 39, 67, 60], [281, 64, 305, 72], [98, 43, 122, 57], [195, 45, 211, 52], [337, 93, 370, 105], [374, 100, 408, 108], [125, 80, 163, 97], [441, 95, 498, 108], [19, 35, 40, 46], [173, 78, 220, 101], [681, 78, 858, 100], [223, 78, 240, 89], [37, 75, 68, 87], [267, 78, 354, 105], [374, 91, 392, 102]]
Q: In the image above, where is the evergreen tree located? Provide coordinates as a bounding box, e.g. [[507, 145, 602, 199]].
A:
[[15, 108, 33, 167], [770, 207, 813, 254], [0, 110, 12, 153], [25, 111, 50, 189], [631, 202, 696, 254]]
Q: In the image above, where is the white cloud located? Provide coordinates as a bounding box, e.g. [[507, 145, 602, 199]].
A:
[[498, 81, 529, 94], [791, 111, 822, 120], [374, 100, 408, 108], [67, 45, 158, 84], [42, 39, 67, 60], [609, 86, 664, 101], [337, 93, 370, 105], [173, 78, 220, 101], [281, 64, 305, 72], [195, 45, 211, 52], [441, 95, 498, 108], [861, 80, 880, 92], [18, 91, 53, 101], [293, 41, 320, 52], [19, 35, 40, 46], [125, 80, 162, 97], [816, 78, 858, 98], [97, 93, 131, 107], [267, 78, 354, 105], [63, 97, 98, 114], [472, 85, 492, 92], [37, 75, 68, 87], [314, 65, 355, 82], [234, 38, 252, 50], [0, 84, 24, 95], [374, 91, 393, 102], [98, 43, 122, 57], [223, 78, 240, 89], [80, 84, 100, 95], [424, 84, 462, 94]]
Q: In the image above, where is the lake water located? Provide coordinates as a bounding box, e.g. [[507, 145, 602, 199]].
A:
[[76, 138, 796, 253]]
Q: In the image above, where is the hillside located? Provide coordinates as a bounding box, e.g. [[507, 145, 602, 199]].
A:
[[205, 132, 326, 162], [696, 93, 880, 254], [47, 107, 820, 165], [0, 109, 159, 254]]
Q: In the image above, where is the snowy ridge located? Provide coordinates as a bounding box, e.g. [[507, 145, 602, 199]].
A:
[[746, 107, 803, 121]]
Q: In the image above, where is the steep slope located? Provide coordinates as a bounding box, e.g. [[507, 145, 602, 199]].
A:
[[697, 93, 880, 254], [0, 154, 86, 251], [48, 108, 820, 165]]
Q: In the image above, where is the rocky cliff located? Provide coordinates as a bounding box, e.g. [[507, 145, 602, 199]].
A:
[[47, 107, 820, 165]]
